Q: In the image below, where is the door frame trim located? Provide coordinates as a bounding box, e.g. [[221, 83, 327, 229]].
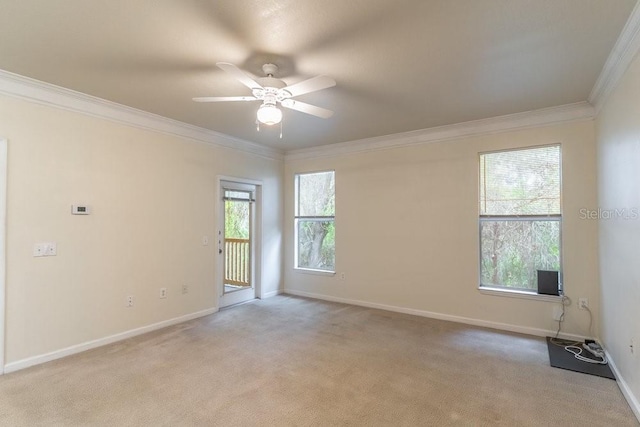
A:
[[216, 175, 263, 309]]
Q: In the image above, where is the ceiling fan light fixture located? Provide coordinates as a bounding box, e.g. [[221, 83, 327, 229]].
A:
[[194, 62, 336, 127], [257, 103, 282, 125]]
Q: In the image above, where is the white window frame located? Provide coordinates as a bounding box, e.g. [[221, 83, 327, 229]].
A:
[[294, 170, 336, 274], [478, 144, 563, 296]]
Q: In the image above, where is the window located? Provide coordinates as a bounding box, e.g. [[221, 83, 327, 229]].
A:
[[295, 171, 335, 272], [479, 145, 561, 292]]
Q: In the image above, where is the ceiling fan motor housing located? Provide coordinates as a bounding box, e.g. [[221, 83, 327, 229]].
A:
[[253, 78, 291, 104], [254, 64, 291, 104]]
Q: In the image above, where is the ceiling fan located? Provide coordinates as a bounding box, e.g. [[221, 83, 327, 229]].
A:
[[193, 62, 336, 127]]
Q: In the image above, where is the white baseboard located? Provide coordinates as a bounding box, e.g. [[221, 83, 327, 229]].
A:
[[262, 289, 283, 299], [283, 289, 587, 341], [604, 348, 640, 423], [4, 307, 218, 374]]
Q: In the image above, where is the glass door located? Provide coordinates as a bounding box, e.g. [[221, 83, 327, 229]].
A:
[[219, 182, 256, 307]]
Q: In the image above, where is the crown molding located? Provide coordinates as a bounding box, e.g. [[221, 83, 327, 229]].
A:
[[0, 69, 283, 161], [0, 68, 598, 163], [589, 1, 640, 113], [285, 102, 595, 161]]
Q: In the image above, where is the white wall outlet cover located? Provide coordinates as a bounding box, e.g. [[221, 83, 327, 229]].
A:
[[552, 306, 564, 321]]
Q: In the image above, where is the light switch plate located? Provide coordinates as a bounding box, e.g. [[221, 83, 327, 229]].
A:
[[33, 242, 57, 257], [45, 242, 57, 256], [33, 243, 45, 257]]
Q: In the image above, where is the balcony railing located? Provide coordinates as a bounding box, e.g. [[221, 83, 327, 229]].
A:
[[224, 238, 250, 286]]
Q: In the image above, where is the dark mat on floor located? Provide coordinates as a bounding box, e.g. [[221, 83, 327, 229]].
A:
[[546, 337, 615, 379]]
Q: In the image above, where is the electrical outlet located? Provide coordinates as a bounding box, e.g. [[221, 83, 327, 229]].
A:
[[126, 295, 134, 307], [552, 306, 564, 321], [340, 272, 346, 280], [578, 298, 589, 309], [182, 285, 189, 294], [160, 288, 167, 299]]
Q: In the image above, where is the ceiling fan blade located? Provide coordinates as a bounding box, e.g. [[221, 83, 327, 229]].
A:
[[281, 99, 334, 119], [193, 96, 257, 102], [284, 75, 336, 97], [216, 62, 263, 90]]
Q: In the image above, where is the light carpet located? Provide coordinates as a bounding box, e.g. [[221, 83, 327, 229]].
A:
[[0, 295, 636, 426]]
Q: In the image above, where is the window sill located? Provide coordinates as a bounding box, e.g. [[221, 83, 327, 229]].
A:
[[293, 268, 335, 277], [479, 286, 563, 303]]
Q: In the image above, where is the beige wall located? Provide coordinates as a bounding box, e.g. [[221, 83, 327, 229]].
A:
[[596, 52, 640, 410], [285, 121, 599, 338], [0, 95, 283, 364]]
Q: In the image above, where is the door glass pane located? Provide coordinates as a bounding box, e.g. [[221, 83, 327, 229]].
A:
[[224, 195, 251, 293], [225, 198, 250, 239]]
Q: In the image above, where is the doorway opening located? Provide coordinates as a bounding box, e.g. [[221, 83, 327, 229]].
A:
[[218, 179, 260, 308]]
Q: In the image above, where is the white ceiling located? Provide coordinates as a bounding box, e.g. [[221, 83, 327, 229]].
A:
[[0, 0, 636, 150]]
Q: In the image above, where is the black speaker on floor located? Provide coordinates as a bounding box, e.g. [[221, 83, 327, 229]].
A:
[[537, 270, 559, 295]]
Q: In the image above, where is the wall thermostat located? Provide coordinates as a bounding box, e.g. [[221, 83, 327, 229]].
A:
[[71, 205, 91, 215]]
